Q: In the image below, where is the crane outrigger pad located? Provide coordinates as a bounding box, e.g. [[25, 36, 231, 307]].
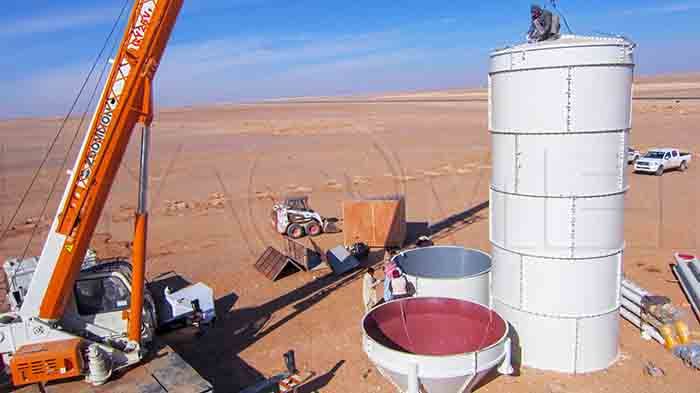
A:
[[254, 247, 304, 281], [12, 340, 212, 393]]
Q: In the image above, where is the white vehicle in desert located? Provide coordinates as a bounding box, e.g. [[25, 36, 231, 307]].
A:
[[634, 148, 692, 176], [627, 147, 641, 164]]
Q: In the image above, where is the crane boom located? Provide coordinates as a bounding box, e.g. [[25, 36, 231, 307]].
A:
[[0, 2, 214, 389], [20, 0, 184, 321]]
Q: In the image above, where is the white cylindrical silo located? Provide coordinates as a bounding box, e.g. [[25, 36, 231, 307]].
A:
[[488, 35, 635, 373]]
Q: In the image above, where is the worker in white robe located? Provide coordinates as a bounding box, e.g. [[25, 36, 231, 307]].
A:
[[363, 267, 380, 312]]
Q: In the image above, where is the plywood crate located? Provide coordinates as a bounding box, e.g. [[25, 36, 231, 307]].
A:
[[343, 196, 406, 248]]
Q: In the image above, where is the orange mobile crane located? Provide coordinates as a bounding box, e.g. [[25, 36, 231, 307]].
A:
[[0, 1, 214, 390]]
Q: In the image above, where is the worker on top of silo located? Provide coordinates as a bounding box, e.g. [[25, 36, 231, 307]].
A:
[[527, 4, 561, 42]]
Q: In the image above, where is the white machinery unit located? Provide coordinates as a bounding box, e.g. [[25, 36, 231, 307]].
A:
[[392, 246, 491, 304], [489, 35, 635, 373], [160, 283, 216, 326]]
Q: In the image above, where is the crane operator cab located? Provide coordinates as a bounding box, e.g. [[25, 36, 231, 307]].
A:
[[75, 275, 129, 316], [527, 4, 561, 43], [69, 260, 159, 347], [1, 255, 215, 386], [4, 258, 170, 346]]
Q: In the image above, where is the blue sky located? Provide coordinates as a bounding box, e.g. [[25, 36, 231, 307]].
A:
[[0, 0, 699, 118]]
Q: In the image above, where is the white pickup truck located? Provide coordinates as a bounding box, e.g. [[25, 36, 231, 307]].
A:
[[634, 148, 692, 176], [627, 147, 641, 164]]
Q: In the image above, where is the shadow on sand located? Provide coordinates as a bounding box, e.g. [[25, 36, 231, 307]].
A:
[[155, 200, 487, 391], [158, 250, 385, 391], [406, 200, 489, 245]]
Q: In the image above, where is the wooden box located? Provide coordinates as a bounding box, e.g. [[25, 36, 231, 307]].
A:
[[343, 196, 406, 248]]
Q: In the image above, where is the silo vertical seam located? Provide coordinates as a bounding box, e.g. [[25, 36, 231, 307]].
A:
[[543, 148, 549, 252], [617, 131, 626, 190], [509, 53, 514, 70], [519, 254, 525, 309], [489, 190, 494, 248], [503, 190, 508, 249], [574, 318, 581, 373], [616, 252, 623, 304], [514, 50, 526, 69], [569, 197, 577, 259], [566, 67, 573, 133], [543, 146, 549, 194], [543, 190, 549, 255], [514, 134, 520, 193]]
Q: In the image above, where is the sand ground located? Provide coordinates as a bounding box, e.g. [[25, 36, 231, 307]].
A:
[[0, 75, 699, 392]]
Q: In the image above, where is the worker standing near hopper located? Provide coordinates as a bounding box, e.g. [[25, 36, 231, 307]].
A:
[[389, 270, 409, 299], [383, 259, 398, 301], [363, 268, 380, 311]]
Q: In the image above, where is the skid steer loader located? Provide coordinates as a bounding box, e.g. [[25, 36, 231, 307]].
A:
[[271, 196, 339, 239]]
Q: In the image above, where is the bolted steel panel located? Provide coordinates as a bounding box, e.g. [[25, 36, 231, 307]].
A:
[[490, 68, 570, 133], [490, 190, 625, 259], [520, 252, 622, 317], [494, 299, 577, 373], [492, 131, 628, 196], [490, 246, 523, 308], [575, 310, 620, 373], [569, 67, 633, 132], [494, 299, 620, 374], [490, 36, 634, 73]]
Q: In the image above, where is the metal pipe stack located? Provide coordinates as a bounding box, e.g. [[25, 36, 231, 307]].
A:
[[620, 277, 690, 349], [619, 278, 665, 345], [673, 253, 700, 323]]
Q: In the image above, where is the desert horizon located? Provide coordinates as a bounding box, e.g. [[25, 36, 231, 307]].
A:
[[3, 71, 699, 123]]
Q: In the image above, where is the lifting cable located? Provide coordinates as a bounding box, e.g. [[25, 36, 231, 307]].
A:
[[1, 1, 131, 286], [549, 0, 573, 34], [19, 26, 125, 263]]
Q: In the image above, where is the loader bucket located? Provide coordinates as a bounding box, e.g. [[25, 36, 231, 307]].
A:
[[322, 218, 341, 233]]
